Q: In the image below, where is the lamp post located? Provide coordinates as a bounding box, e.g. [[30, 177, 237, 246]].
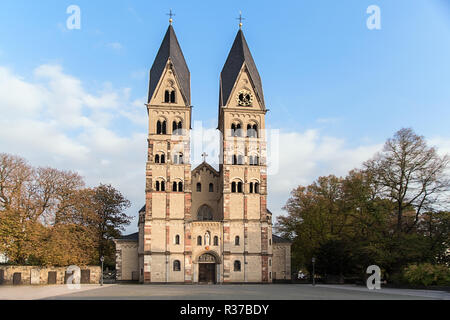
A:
[[312, 257, 316, 286], [100, 256, 104, 286]]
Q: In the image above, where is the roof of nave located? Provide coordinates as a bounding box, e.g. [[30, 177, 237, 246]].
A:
[[191, 161, 220, 178], [117, 232, 139, 241], [272, 234, 292, 244]]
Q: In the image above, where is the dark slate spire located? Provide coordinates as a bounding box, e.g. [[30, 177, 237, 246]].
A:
[[219, 29, 265, 108], [148, 25, 190, 104]]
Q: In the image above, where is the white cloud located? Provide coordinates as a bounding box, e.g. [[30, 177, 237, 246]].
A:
[[267, 129, 383, 220], [0, 64, 146, 233], [106, 42, 123, 51]]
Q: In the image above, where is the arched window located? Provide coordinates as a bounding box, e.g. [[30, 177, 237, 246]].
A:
[[196, 183, 201, 192], [157, 121, 162, 134], [155, 154, 160, 163], [172, 120, 183, 135], [173, 260, 181, 271], [247, 124, 258, 138], [155, 180, 165, 192], [237, 182, 243, 193], [164, 90, 170, 103], [235, 236, 240, 246], [197, 236, 202, 246], [232, 155, 237, 165], [234, 260, 241, 272], [175, 235, 180, 245], [213, 236, 218, 246], [249, 182, 260, 194], [237, 155, 244, 165], [170, 90, 176, 103], [172, 181, 183, 192], [236, 123, 242, 136], [249, 155, 259, 166], [269, 259, 272, 266], [197, 205, 213, 221], [209, 183, 214, 192], [161, 154, 166, 164], [231, 123, 242, 137], [157, 120, 167, 134], [269, 239, 272, 246], [231, 181, 243, 193]]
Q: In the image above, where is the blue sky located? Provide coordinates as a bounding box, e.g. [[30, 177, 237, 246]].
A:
[[1, 0, 450, 233]]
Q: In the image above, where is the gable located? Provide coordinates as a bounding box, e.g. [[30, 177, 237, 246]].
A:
[[148, 59, 188, 106], [224, 63, 263, 110]]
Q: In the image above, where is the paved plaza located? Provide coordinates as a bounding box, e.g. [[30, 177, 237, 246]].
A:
[[0, 284, 449, 300]]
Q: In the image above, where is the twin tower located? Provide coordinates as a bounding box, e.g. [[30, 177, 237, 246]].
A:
[[137, 22, 275, 284]]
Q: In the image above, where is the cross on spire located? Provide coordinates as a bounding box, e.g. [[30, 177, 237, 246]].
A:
[[236, 11, 245, 29], [201, 152, 208, 163], [167, 9, 175, 24]]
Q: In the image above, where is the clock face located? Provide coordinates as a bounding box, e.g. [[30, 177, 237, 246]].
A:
[[237, 89, 253, 106]]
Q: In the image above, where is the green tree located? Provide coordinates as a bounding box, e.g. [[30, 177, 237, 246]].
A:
[[92, 184, 132, 267], [276, 129, 450, 282]]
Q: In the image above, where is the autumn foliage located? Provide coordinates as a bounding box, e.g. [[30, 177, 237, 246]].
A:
[[0, 153, 131, 267]]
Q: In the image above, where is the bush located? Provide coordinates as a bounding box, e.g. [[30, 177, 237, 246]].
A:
[[403, 263, 450, 286]]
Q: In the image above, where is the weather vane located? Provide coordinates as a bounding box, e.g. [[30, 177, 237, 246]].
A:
[[236, 11, 245, 29], [167, 9, 175, 25]]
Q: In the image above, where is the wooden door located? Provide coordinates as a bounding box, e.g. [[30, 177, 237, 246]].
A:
[[13, 272, 21, 285], [199, 264, 216, 284], [81, 269, 90, 284], [48, 271, 57, 284]]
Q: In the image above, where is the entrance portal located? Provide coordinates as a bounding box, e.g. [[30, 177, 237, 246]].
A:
[[198, 253, 217, 284], [199, 264, 216, 284]]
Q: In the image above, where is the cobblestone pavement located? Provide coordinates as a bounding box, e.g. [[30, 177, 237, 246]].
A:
[[34, 284, 450, 300]]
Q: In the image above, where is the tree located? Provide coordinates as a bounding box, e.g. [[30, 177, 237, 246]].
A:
[[91, 184, 131, 267], [0, 153, 132, 267], [364, 128, 449, 234], [276, 128, 450, 282]]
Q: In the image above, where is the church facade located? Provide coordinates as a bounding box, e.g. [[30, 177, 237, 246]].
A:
[[114, 22, 291, 284]]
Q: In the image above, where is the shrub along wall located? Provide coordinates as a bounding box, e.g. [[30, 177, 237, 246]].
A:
[[0, 266, 101, 285]]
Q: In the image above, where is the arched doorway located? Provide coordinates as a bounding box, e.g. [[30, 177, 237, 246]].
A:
[[198, 253, 217, 284]]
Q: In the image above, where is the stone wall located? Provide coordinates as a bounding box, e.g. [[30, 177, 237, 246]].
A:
[[0, 265, 101, 285], [114, 240, 139, 281], [272, 244, 292, 281]]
